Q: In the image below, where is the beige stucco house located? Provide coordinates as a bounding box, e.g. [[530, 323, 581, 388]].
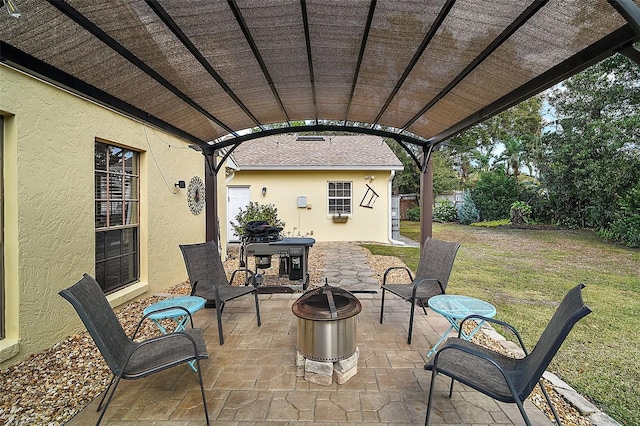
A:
[[226, 135, 403, 244], [0, 66, 217, 368]]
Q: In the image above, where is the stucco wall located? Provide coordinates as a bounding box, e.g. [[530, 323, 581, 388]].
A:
[[0, 67, 206, 367], [227, 169, 393, 243]]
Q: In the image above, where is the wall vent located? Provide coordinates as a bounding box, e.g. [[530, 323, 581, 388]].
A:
[[296, 136, 325, 141]]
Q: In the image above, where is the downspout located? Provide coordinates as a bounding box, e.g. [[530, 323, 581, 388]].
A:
[[387, 170, 404, 245]]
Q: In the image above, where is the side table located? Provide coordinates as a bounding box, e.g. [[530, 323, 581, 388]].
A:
[[426, 294, 496, 358], [143, 295, 206, 371]]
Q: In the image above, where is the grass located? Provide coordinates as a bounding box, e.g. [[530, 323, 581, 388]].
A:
[[362, 221, 640, 425]]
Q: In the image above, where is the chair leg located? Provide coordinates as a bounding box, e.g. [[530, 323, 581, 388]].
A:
[[379, 288, 386, 324], [96, 374, 123, 425], [419, 298, 428, 315], [425, 368, 438, 425], [254, 290, 262, 327], [538, 379, 563, 425], [408, 297, 416, 344], [216, 303, 224, 345], [96, 375, 115, 412], [515, 397, 532, 426], [195, 358, 210, 425]]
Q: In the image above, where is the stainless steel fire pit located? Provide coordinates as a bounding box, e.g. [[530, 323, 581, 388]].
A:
[[292, 283, 362, 362]]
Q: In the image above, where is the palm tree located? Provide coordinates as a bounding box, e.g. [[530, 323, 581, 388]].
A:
[[471, 145, 496, 172], [497, 137, 524, 178]]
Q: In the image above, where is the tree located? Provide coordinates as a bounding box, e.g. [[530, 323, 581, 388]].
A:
[[387, 139, 421, 195], [445, 96, 543, 185], [470, 168, 520, 221], [387, 140, 460, 197], [540, 54, 640, 228], [432, 150, 460, 197], [496, 136, 525, 178], [457, 191, 480, 224]]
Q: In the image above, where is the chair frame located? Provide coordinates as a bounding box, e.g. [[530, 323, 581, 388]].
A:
[[424, 283, 592, 426], [379, 237, 461, 344], [59, 274, 209, 425], [180, 241, 261, 345]]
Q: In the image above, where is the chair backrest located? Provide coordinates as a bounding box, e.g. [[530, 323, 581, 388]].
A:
[[179, 241, 230, 291], [520, 283, 591, 399], [414, 237, 461, 291], [59, 274, 134, 375]]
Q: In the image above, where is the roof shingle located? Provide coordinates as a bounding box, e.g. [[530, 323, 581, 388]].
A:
[[231, 135, 403, 170]]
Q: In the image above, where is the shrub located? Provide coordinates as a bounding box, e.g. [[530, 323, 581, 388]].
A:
[[433, 199, 458, 222], [470, 219, 511, 227], [406, 206, 421, 221], [457, 191, 480, 225], [471, 169, 519, 221], [231, 202, 285, 238], [510, 201, 532, 225], [518, 180, 553, 224], [602, 182, 640, 247]]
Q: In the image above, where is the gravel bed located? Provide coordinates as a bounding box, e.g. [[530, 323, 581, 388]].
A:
[[0, 244, 589, 425]]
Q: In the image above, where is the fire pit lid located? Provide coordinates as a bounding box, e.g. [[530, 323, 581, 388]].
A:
[[292, 283, 362, 320]]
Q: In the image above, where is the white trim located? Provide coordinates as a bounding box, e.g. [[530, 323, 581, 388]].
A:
[[236, 165, 404, 171]]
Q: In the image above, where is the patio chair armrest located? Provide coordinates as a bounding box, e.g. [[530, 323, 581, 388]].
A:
[[229, 268, 257, 287], [383, 266, 414, 285], [431, 342, 521, 398], [412, 277, 445, 294], [131, 305, 194, 340], [459, 314, 528, 354], [192, 279, 222, 301]]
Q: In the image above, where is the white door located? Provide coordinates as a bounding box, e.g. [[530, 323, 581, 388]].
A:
[[227, 186, 251, 242]]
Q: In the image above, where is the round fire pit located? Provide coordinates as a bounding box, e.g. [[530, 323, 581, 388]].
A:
[[292, 283, 362, 362]]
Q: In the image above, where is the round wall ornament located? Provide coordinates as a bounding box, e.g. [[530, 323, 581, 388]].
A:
[[187, 176, 205, 215]]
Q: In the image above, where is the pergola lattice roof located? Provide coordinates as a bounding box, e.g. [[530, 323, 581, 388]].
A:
[[1, 0, 640, 152]]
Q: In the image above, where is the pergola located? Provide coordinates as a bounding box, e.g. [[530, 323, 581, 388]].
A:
[[2, 0, 640, 244]]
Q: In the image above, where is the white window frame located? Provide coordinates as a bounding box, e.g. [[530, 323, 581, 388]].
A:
[[327, 181, 352, 215]]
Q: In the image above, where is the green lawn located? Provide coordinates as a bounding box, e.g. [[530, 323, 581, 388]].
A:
[[362, 222, 640, 425]]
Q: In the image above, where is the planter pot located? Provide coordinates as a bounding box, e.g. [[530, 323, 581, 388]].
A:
[[332, 216, 349, 223]]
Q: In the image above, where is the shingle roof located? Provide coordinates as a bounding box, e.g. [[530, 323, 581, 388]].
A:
[[231, 135, 403, 170]]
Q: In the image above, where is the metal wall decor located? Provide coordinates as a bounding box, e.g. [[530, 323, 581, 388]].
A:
[[187, 176, 205, 215], [359, 184, 378, 209]]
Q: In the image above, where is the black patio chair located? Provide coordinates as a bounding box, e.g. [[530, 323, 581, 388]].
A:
[[59, 273, 209, 425], [180, 241, 261, 345], [424, 283, 592, 426], [379, 237, 461, 344]]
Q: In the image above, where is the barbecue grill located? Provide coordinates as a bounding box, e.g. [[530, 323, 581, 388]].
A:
[[239, 221, 315, 289]]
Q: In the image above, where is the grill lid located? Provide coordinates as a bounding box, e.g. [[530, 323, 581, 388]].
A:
[[292, 282, 362, 320]]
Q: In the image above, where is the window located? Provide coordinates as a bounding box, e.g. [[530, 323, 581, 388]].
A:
[[328, 181, 352, 215], [95, 141, 139, 293]]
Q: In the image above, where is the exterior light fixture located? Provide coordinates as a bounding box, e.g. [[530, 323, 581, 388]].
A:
[[175, 180, 186, 189], [262, 187, 267, 196], [3, 0, 21, 18]]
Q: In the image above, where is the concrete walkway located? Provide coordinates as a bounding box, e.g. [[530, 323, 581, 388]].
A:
[[321, 242, 380, 293], [66, 242, 554, 425]]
